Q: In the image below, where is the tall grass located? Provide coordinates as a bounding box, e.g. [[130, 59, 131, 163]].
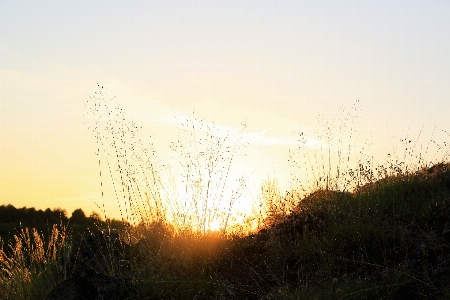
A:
[[288, 99, 450, 199], [166, 113, 250, 234], [84, 84, 252, 235], [0, 225, 71, 299]]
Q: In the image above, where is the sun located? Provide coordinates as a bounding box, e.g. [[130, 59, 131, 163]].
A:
[[205, 219, 222, 232]]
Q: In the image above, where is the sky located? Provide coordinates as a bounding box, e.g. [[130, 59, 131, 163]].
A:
[[1, 1, 449, 225]]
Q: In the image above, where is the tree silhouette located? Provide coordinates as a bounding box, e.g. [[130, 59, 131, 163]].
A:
[[70, 208, 86, 224]]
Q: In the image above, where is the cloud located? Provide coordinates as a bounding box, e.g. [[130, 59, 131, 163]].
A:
[[243, 130, 293, 145], [86, 83, 329, 149], [242, 129, 326, 147], [146, 108, 327, 149]]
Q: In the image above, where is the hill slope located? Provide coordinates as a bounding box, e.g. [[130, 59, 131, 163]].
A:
[[2, 163, 450, 299]]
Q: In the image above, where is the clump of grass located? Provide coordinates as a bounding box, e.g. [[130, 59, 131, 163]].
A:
[[0, 224, 71, 299], [288, 99, 450, 199], [85, 84, 251, 235], [166, 113, 250, 234], [288, 100, 364, 195]]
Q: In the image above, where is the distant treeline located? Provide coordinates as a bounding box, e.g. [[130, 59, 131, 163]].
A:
[[0, 204, 126, 246], [0, 204, 68, 225], [0, 204, 118, 225]]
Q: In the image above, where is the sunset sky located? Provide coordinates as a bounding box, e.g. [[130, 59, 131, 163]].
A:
[[1, 1, 449, 223]]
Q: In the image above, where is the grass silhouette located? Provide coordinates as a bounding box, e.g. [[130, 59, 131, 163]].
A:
[[1, 86, 449, 299]]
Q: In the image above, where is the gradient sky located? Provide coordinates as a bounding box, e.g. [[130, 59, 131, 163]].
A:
[[1, 1, 449, 221]]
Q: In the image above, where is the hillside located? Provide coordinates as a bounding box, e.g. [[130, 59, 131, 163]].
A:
[[1, 163, 449, 299]]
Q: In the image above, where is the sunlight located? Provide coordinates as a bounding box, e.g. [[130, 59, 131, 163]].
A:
[[170, 179, 257, 234], [84, 85, 279, 235], [206, 219, 222, 232]]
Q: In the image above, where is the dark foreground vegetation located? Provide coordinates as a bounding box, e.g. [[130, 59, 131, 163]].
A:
[[1, 162, 449, 299], [0, 206, 125, 248]]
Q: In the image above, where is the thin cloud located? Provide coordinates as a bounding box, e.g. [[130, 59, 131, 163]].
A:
[[85, 83, 328, 149], [149, 109, 328, 149], [242, 129, 325, 147]]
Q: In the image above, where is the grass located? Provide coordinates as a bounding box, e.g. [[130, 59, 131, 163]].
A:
[[0, 225, 72, 299], [1, 86, 449, 299], [4, 165, 450, 299]]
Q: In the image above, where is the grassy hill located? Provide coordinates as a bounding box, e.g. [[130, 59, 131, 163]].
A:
[[1, 162, 449, 299]]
